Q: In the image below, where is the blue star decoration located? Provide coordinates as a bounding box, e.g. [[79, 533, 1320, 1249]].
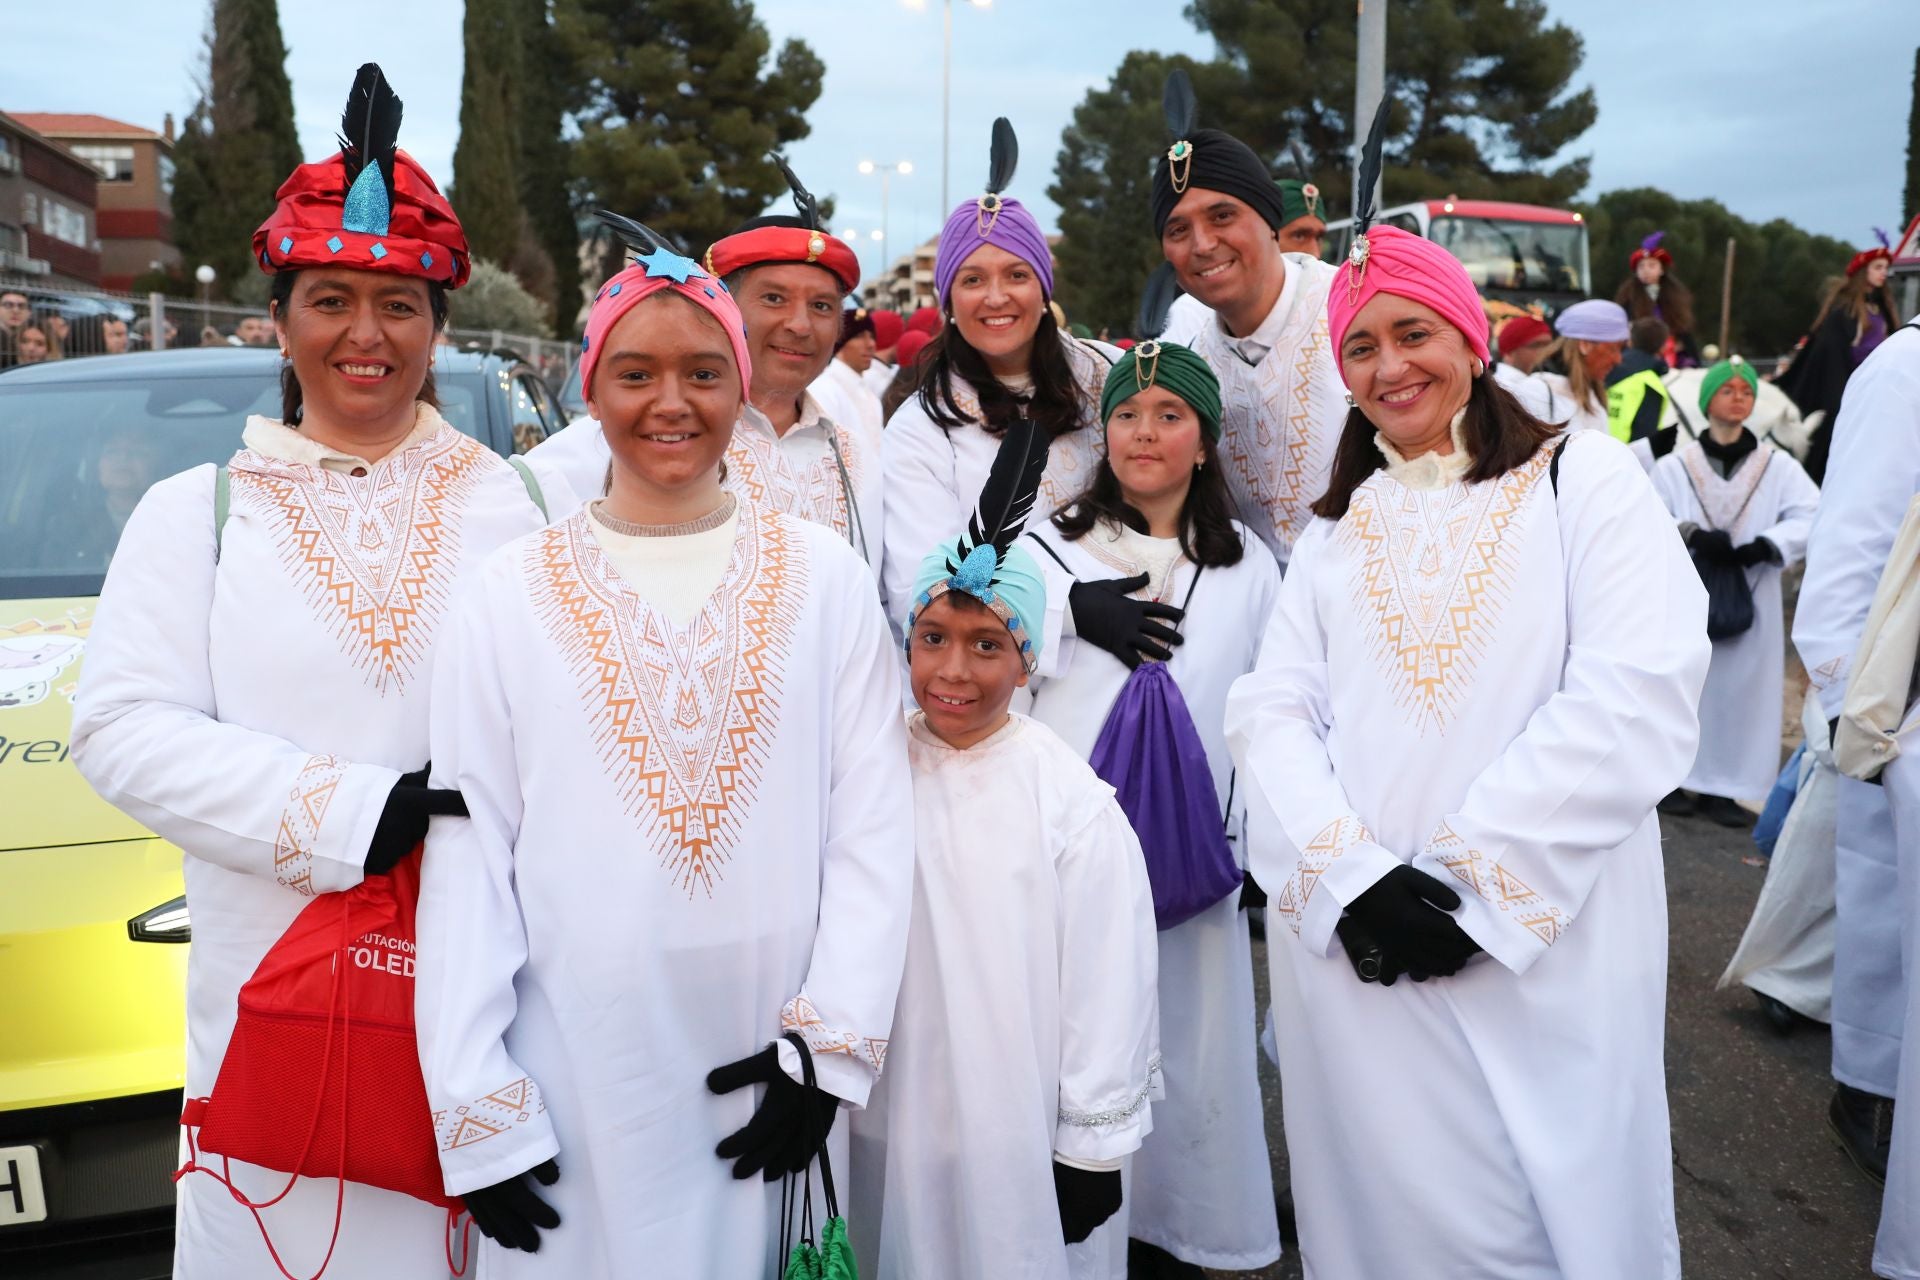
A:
[[636, 247, 706, 284]]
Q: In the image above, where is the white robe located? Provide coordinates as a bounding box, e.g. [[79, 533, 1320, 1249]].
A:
[[811, 356, 885, 455], [1225, 431, 1708, 1279], [415, 504, 915, 1279], [1877, 718, 1920, 1279], [1188, 253, 1349, 567], [847, 713, 1159, 1280], [1651, 439, 1819, 800], [526, 401, 885, 590], [1794, 319, 1920, 1098], [1023, 519, 1282, 1270], [880, 333, 1118, 632], [70, 410, 574, 1280], [1719, 700, 1838, 1022], [1492, 360, 1560, 425]]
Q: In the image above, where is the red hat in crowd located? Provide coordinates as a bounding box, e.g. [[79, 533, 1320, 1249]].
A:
[[1496, 314, 1553, 353], [1627, 230, 1672, 270], [907, 306, 942, 335], [253, 64, 470, 288], [895, 328, 933, 368], [871, 308, 904, 350], [1848, 228, 1895, 277], [704, 154, 860, 292]]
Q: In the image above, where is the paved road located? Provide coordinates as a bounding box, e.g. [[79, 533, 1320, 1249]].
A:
[[1213, 807, 1888, 1279]]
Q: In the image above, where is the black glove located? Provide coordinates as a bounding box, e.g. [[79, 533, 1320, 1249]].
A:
[[1735, 538, 1779, 568], [1335, 914, 1407, 986], [1238, 869, 1267, 911], [1068, 574, 1184, 670], [1648, 424, 1679, 459], [1053, 1161, 1122, 1245], [708, 1044, 840, 1181], [1343, 865, 1481, 978], [1684, 527, 1737, 564], [365, 766, 469, 875], [461, 1158, 560, 1253]]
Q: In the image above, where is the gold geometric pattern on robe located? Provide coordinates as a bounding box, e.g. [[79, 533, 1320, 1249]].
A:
[[433, 1075, 548, 1152], [1428, 819, 1566, 946], [1275, 814, 1373, 937], [1340, 443, 1555, 735], [724, 417, 860, 539], [1221, 312, 1331, 555], [231, 428, 492, 694], [780, 993, 888, 1074], [271, 754, 345, 897], [528, 506, 805, 898]]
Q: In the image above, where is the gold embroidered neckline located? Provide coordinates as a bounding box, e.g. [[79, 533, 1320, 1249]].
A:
[[590, 493, 737, 538]]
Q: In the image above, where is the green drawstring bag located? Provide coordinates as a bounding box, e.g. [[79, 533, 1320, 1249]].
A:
[[779, 1032, 858, 1280]]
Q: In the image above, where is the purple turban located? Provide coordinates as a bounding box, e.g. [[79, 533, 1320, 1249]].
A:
[[933, 195, 1054, 305]]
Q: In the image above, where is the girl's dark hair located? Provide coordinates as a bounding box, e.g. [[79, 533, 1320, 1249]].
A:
[[916, 307, 1090, 442], [269, 269, 448, 425], [1053, 431, 1245, 568], [1311, 373, 1557, 520], [1615, 272, 1694, 337]]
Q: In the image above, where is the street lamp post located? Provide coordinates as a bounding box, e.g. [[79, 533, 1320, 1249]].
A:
[[906, 0, 990, 217], [858, 160, 913, 288]]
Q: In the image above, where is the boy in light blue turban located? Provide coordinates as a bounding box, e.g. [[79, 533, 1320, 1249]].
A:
[[850, 421, 1161, 1276]]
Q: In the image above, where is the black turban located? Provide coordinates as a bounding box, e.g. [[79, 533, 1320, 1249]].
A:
[[1150, 128, 1288, 237]]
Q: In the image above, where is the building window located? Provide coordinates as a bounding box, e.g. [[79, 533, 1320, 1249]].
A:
[[38, 195, 89, 247], [71, 144, 137, 182], [21, 191, 36, 224], [158, 152, 175, 194], [0, 222, 24, 255], [0, 134, 17, 174]]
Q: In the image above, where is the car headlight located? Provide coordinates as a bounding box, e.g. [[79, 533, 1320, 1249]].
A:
[[128, 896, 191, 943]]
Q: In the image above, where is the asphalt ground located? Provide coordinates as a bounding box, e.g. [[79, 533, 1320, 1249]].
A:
[[1206, 806, 1889, 1280]]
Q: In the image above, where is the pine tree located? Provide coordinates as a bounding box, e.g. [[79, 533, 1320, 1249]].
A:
[[450, 0, 525, 270], [1905, 47, 1920, 223], [169, 0, 303, 300], [517, 0, 582, 334], [555, 0, 827, 256]]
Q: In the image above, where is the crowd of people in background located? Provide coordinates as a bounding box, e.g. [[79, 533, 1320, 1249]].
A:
[[0, 284, 289, 367]]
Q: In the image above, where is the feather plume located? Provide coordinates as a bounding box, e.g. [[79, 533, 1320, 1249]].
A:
[[1288, 139, 1312, 180], [987, 118, 1018, 195], [1352, 96, 1391, 235], [771, 152, 819, 229], [1162, 67, 1198, 140], [956, 415, 1048, 569], [1641, 230, 1666, 253], [595, 209, 680, 258], [1875, 226, 1892, 250], [1136, 262, 1183, 341], [337, 63, 401, 211]]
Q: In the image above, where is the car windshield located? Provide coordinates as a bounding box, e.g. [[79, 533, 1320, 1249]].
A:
[[0, 368, 485, 601], [1429, 216, 1589, 295]]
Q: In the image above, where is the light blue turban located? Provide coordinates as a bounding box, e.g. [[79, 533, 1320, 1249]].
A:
[[904, 539, 1048, 674]]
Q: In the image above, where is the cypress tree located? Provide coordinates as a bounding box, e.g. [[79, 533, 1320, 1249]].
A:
[[1905, 47, 1920, 224], [517, 0, 581, 333], [450, 0, 525, 270]]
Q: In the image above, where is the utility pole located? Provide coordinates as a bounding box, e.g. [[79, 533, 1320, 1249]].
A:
[[1354, 0, 1388, 216]]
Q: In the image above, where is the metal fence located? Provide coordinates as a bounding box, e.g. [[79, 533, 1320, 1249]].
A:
[[0, 276, 578, 380]]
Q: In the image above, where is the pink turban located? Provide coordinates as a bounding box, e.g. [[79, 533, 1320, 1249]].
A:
[[1326, 224, 1490, 381], [579, 246, 753, 403]]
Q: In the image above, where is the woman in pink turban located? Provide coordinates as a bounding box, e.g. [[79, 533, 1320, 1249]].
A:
[[1223, 200, 1711, 1278]]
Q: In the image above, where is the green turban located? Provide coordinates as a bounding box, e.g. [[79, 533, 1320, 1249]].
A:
[[1277, 179, 1328, 227], [1101, 340, 1223, 440], [1699, 355, 1759, 416]]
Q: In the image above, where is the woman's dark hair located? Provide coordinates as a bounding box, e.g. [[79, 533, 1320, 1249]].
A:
[[269, 269, 448, 424], [1615, 272, 1695, 337], [916, 306, 1091, 442], [1053, 430, 1245, 568], [1311, 373, 1557, 520]]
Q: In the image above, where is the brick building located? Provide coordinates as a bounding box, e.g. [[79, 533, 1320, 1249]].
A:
[[12, 113, 179, 290], [0, 112, 100, 286]]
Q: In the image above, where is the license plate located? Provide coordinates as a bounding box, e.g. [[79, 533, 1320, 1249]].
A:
[[0, 1145, 47, 1226]]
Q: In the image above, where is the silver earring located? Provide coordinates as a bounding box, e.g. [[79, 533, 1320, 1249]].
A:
[[1343, 391, 1356, 408], [1472, 359, 1485, 377]]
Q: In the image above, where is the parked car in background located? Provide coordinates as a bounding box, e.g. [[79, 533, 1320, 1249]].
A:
[[557, 356, 587, 422], [0, 344, 560, 1277]]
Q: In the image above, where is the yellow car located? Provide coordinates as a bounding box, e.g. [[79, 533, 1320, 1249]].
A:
[[0, 343, 565, 1271]]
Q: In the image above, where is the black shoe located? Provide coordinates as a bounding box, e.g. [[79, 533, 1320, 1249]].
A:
[[1126, 1238, 1206, 1278], [1754, 991, 1805, 1035], [1696, 794, 1754, 828], [1658, 789, 1698, 817], [1829, 1084, 1892, 1185]]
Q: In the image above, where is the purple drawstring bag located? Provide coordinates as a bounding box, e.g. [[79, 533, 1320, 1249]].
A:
[[1087, 661, 1240, 930]]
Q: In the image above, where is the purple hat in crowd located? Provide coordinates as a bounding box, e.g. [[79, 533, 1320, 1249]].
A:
[[933, 117, 1055, 304]]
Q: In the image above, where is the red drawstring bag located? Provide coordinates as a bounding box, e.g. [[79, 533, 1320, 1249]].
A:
[[177, 845, 471, 1279]]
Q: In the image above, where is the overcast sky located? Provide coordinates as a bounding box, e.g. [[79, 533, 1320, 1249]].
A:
[[8, 0, 1916, 281]]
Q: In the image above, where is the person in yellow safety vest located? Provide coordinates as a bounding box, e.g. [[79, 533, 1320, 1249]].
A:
[[1607, 315, 1679, 464]]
